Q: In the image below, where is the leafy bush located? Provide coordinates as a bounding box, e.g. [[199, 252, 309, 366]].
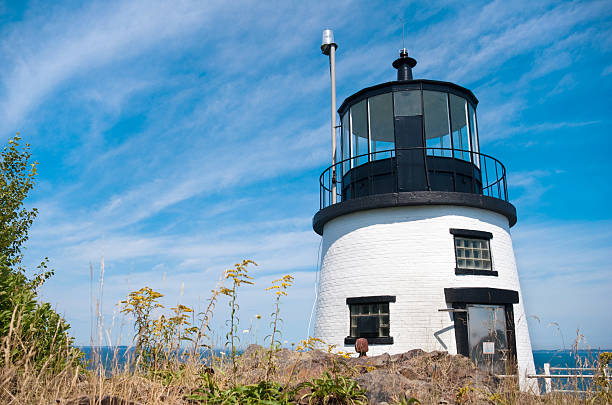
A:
[[0, 135, 78, 370], [188, 374, 294, 404], [298, 371, 368, 405]]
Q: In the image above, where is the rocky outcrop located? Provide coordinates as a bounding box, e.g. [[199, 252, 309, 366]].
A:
[[228, 345, 503, 404]]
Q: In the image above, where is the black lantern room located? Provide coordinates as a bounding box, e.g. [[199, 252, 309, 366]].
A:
[[314, 50, 515, 234]]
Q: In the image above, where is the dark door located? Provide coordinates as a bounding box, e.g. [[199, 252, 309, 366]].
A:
[[394, 115, 428, 191]]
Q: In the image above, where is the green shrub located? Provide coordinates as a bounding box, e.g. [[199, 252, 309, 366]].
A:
[[298, 371, 368, 405], [188, 374, 294, 404], [0, 134, 78, 370]]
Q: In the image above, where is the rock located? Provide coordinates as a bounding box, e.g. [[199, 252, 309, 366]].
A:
[[235, 344, 345, 385], [354, 369, 416, 404], [229, 345, 501, 404], [389, 349, 426, 363], [349, 352, 391, 369]]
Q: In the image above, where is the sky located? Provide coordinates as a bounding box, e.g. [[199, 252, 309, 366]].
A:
[[1, 0, 611, 350]]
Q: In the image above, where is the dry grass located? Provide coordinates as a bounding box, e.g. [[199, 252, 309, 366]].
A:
[[1, 330, 609, 405], [1, 262, 609, 405]]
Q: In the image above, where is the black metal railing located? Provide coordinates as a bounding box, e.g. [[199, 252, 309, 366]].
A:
[[319, 147, 508, 209]]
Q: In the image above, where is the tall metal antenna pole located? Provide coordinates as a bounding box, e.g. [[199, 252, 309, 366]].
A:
[[321, 29, 338, 204]]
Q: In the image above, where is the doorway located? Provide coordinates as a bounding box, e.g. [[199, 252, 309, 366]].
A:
[[444, 287, 519, 375], [467, 304, 511, 374]]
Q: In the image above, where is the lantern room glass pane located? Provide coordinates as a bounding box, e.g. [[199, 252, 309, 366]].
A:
[[394, 90, 422, 117], [341, 113, 350, 175], [351, 100, 368, 167], [450, 94, 470, 161], [468, 104, 480, 168], [423, 91, 451, 157], [368, 93, 394, 160]]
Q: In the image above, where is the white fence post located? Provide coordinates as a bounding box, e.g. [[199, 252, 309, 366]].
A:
[[544, 363, 552, 394]]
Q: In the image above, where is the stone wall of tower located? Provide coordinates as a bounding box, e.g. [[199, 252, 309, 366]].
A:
[[313, 205, 537, 391]]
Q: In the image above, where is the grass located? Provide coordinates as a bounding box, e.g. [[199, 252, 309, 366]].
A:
[[0, 261, 610, 404]]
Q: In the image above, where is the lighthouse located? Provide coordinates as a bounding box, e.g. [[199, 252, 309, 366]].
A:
[[313, 37, 536, 390]]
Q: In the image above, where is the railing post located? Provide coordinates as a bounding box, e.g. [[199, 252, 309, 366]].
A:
[[368, 152, 373, 196], [320, 172, 324, 209], [327, 169, 331, 207], [494, 162, 500, 199], [503, 175, 508, 201], [394, 148, 399, 193], [544, 363, 552, 393], [423, 147, 431, 191], [483, 157, 489, 197]]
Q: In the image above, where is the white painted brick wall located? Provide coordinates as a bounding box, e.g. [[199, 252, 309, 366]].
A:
[[313, 205, 537, 391]]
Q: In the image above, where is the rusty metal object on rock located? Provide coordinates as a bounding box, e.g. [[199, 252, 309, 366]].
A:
[[355, 338, 368, 357]]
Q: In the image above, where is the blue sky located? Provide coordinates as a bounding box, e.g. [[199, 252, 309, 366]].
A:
[[1, 0, 611, 350]]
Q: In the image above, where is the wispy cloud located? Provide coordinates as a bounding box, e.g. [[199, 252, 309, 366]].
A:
[[0, 0, 221, 133], [491, 120, 601, 142], [509, 170, 556, 208]]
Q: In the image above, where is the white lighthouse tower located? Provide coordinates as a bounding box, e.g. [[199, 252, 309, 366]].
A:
[[313, 42, 536, 389]]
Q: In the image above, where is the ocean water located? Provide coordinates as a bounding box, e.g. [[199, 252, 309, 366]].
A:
[[78, 346, 222, 371], [532, 349, 607, 372], [80, 347, 609, 372], [532, 349, 612, 393]]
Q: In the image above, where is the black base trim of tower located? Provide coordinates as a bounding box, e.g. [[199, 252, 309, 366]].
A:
[[344, 336, 394, 345], [455, 268, 498, 276], [313, 191, 517, 235]]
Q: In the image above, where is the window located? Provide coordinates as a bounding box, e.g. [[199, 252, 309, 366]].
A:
[[341, 113, 350, 175], [450, 229, 496, 276], [350, 303, 389, 338], [351, 100, 369, 166], [455, 237, 491, 270], [449, 94, 470, 162], [393, 90, 421, 117], [344, 296, 395, 345], [368, 93, 394, 160], [423, 90, 451, 157], [468, 104, 480, 168]]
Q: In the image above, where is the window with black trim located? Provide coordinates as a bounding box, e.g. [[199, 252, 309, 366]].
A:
[[344, 296, 394, 345], [455, 237, 491, 270], [350, 302, 389, 338], [450, 229, 496, 276]]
